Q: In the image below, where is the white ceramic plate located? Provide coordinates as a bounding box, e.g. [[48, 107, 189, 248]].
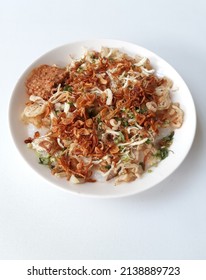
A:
[[9, 39, 196, 198]]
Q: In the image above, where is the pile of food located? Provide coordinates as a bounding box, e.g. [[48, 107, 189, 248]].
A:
[[21, 47, 183, 184]]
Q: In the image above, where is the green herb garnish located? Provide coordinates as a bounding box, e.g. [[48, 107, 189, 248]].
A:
[[97, 115, 102, 124], [146, 138, 152, 144], [139, 162, 145, 170], [39, 156, 50, 165], [114, 132, 125, 144], [127, 112, 134, 119], [105, 165, 111, 170], [63, 85, 73, 92], [159, 131, 175, 147], [136, 107, 147, 114], [121, 154, 130, 162], [87, 107, 97, 118], [155, 147, 169, 160], [122, 119, 129, 127], [114, 138, 119, 144], [118, 132, 125, 142]]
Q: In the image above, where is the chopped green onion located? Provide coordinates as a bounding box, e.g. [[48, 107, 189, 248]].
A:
[[63, 85, 73, 92], [119, 132, 125, 142], [162, 131, 174, 143], [39, 156, 50, 165], [127, 112, 134, 119], [136, 107, 147, 114], [119, 146, 125, 152], [146, 138, 152, 144], [114, 138, 119, 144], [122, 119, 129, 127], [68, 101, 74, 106], [155, 147, 169, 160], [158, 131, 175, 148], [121, 154, 130, 162], [105, 165, 111, 170]]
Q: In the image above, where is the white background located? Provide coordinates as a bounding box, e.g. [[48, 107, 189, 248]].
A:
[[0, 0, 206, 259]]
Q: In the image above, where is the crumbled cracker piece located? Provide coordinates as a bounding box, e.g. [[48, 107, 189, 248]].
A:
[[26, 64, 68, 100]]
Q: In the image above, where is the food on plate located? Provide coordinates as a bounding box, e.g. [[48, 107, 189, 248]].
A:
[[21, 47, 184, 184]]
